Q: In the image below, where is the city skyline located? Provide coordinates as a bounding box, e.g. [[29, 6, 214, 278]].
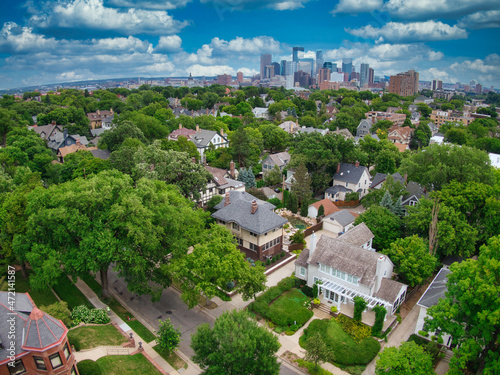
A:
[[0, 0, 499, 90]]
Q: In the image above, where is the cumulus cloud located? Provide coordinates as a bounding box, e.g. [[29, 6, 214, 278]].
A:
[[185, 64, 235, 76], [29, 0, 189, 35], [458, 10, 500, 29], [210, 36, 281, 55], [139, 61, 176, 73], [385, 0, 500, 20], [346, 21, 468, 43], [420, 67, 458, 82], [331, 0, 383, 15], [0, 22, 57, 53], [156, 35, 182, 52], [450, 54, 499, 74], [236, 67, 259, 76], [199, 0, 311, 11], [91, 36, 152, 52], [106, 0, 191, 10]]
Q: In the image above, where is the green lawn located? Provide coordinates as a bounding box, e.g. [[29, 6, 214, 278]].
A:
[[300, 319, 380, 368], [14, 272, 59, 307], [80, 273, 103, 295], [108, 298, 156, 343], [267, 289, 313, 328], [97, 353, 161, 375], [68, 325, 128, 350], [52, 274, 93, 309], [153, 345, 187, 370]]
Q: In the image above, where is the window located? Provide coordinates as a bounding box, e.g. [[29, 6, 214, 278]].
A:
[[34, 356, 47, 370], [49, 353, 63, 369], [232, 223, 239, 230], [249, 232, 257, 237], [8, 360, 26, 375], [249, 243, 257, 252], [300, 267, 306, 276], [63, 343, 71, 360]]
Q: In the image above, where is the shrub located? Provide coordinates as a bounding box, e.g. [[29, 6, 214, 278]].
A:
[[294, 278, 306, 288], [313, 298, 320, 305], [418, 330, 429, 337], [77, 360, 102, 375], [312, 284, 319, 298], [266, 259, 271, 266], [277, 277, 295, 292], [268, 322, 275, 329], [345, 192, 359, 202], [353, 297, 367, 322], [272, 256, 276, 263], [285, 330, 295, 336], [40, 301, 72, 327], [71, 306, 110, 324], [290, 230, 306, 245], [70, 337, 81, 351], [302, 285, 314, 297], [296, 359, 333, 375], [336, 315, 372, 343], [371, 306, 387, 337], [437, 336, 444, 344], [330, 306, 337, 313]]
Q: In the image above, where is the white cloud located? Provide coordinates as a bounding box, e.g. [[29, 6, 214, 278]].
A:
[[139, 61, 176, 73], [156, 35, 182, 52], [185, 64, 235, 76], [420, 67, 458, 82], [458, 10, 500, 29], [199, 0, 311, 11], [385, 0, 500, 20], [210, 36, 281, 55], [450, 54, 499, 75], [106, 0, 192, 10], [346, 21, 468, 43], [331, 0, 383, 15], [0, 22, 57, 53], [29, 0, 189, 35], [236, 67, 258, 76], [92, 36, 151, 52]]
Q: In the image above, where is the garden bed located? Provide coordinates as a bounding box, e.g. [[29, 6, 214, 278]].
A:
[[300, 318, 380, 370], [68, 324, 128, 351], [152, 345, 187, 370]]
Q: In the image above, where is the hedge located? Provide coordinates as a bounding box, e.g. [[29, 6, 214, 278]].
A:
[[77, 360, 102, 375]]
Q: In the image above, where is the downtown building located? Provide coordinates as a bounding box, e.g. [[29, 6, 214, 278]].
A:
[[389, 69, 419, 97]]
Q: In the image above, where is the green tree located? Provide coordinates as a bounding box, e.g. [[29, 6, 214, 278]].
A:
[[160, 136, 200, 162], [259, 124, 290, 153], [304, 332, 329, 370], [287, 191, 298, 213], [291, 162, 312, 207], [98, 121, 147, 151], [383, 236, 436, 287], [0, 108, 25, 146], [191, 309, 281, 375], [425, 236, 500, 374], [263, 165, 282, 186], [169, 225, 266, 308], [156, 318, 181, 354], [354, 206, 402, 251], [300, 199, 309, 217], [14, 171, 205, 300], [375, 342, 434, 375], [131, 142, 212, 201], [40, 301, 72, 327], [317, 204, 325, 218], [371, 306, 387, 337], [353, 296, 367, 322], [380, 190, 394, 211]]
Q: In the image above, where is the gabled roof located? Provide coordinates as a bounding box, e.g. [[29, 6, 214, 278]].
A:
[[331, 128, 354, 140], [333, 162, 369, 184], [90, 149, 111, 160], [337, 222, 374, 247], [58, 143, 97, 158], [370, 172, 405, 189], [309, 199, 339, 217], [394, 142, 409, 152], [325, 209, 355, 227], [265, 152, 291, 168], [402, 181, 428, 205], [212, 191, 287, 235], [325, 185, 352, 194], [417, 268, 451, 309], [169, 127, 196, 140], [374, 278, 406, 303], [191, 129, 227, 148]]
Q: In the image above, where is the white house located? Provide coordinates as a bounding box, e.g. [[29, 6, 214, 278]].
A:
[[324, 162, 371, 201], [415, 268, 453, 347], [252, 107, 269, 119], [262, 152, 291, 174], [190, 128, 229, 162], [489, 152, 500, 169], [295, 225, 407, 315], [322, 210, 356, 236]]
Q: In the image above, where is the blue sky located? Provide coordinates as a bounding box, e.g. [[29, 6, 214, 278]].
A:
[[0, 0, 499, 90]]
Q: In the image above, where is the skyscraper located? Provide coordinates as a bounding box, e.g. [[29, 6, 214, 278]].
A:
[[316, 50, 324, 77], [360, 63, 369, 87], [300, 58, 315, 76], [389, 69, 419, 96], [280, 60, 287, 76], [318, 68, 331, 84], [237, 71, 243, 83], [323, 62, 337, 73], [432, 79, 443, 91], [272, 62, 281, 76], [342, 58, 352, 80], [260, 54, 272, 79], [292, 47, 304, 63], [368, 68, 374, 85]]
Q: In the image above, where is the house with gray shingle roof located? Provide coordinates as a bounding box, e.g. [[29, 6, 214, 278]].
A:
[[262, 152, 291, 175], [0, 292, 77, 374], [401, 181, 429, 214], [212, 190, 287, 261], [190, 127, 229, 163], [295, 231, 407, 315], [325, 162, 371, 201], [370, 172, 405, 190], [322, 210, 356, 235], [415, 268, 453, 347]]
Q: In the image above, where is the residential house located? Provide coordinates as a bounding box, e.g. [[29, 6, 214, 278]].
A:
[[356, 119, 373, 137], [489, 152, 500, 169], [29, 123, 63, 140], [199, 163, 243, 205], [430, 132, 445, 145], [262, 152, 291, 174], [47, 129, 89, 152], [0, 292, 78, 375], [366, 111, 406, 126], [252, 107, 269, 119], [212, 191, 287, 261], [278, 121, 298, 134], [324, 162, 371, 201], [295, 227, 407, 315], [415, 268, 453, 347], [401, 181, 428, 211], [167, 124, 197, 141], [369, 172, 405, 190], [322, 210, 356, 235], [387, 125, 413, 145], [89, 149, 111, 160], [296, 126, 329, 136], [331, 128, 354, 140], [307, 198, 339, 219], [393, 142, 409, 152], [86, 109, 114, 130], [190, 127, 229, 162], [57, 141, 97, 163]]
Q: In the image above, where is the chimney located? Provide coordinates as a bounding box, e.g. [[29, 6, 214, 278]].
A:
[[97, 109, 100, 115], [251, 200, 258, 214], [355, 160, 360, 168], [230, 160, 235, 177], [196, 124, 199, 132], [206, 108, 209, 115], [309, 231, 317, 258], [51, 120, 56, 125], [375, 255, 385, 292], [63, 128, 68, 138], [336, 163, 341, 174], [224, 192, 230, 207], [220, 128, 224, 136], [76, 139, 81, 146], [179, 124, 182, 130], [403, 173, 408, 184]]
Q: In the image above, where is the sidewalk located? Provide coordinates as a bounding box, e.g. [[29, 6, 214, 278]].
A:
[[74, 278, 185, 375]]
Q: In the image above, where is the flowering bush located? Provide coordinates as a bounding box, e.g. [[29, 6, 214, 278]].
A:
[[313, 298, 320, 305], [71, 305, 110, 324]]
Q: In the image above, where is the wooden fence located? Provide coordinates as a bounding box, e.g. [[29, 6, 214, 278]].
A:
[[334, 199, 360, 207], [288, 243, 304, 251], [304, 221, 323, 237]]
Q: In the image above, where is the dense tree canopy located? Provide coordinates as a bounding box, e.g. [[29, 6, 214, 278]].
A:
[[354, 206, 402, 251], [375, 342, 434, 375]]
